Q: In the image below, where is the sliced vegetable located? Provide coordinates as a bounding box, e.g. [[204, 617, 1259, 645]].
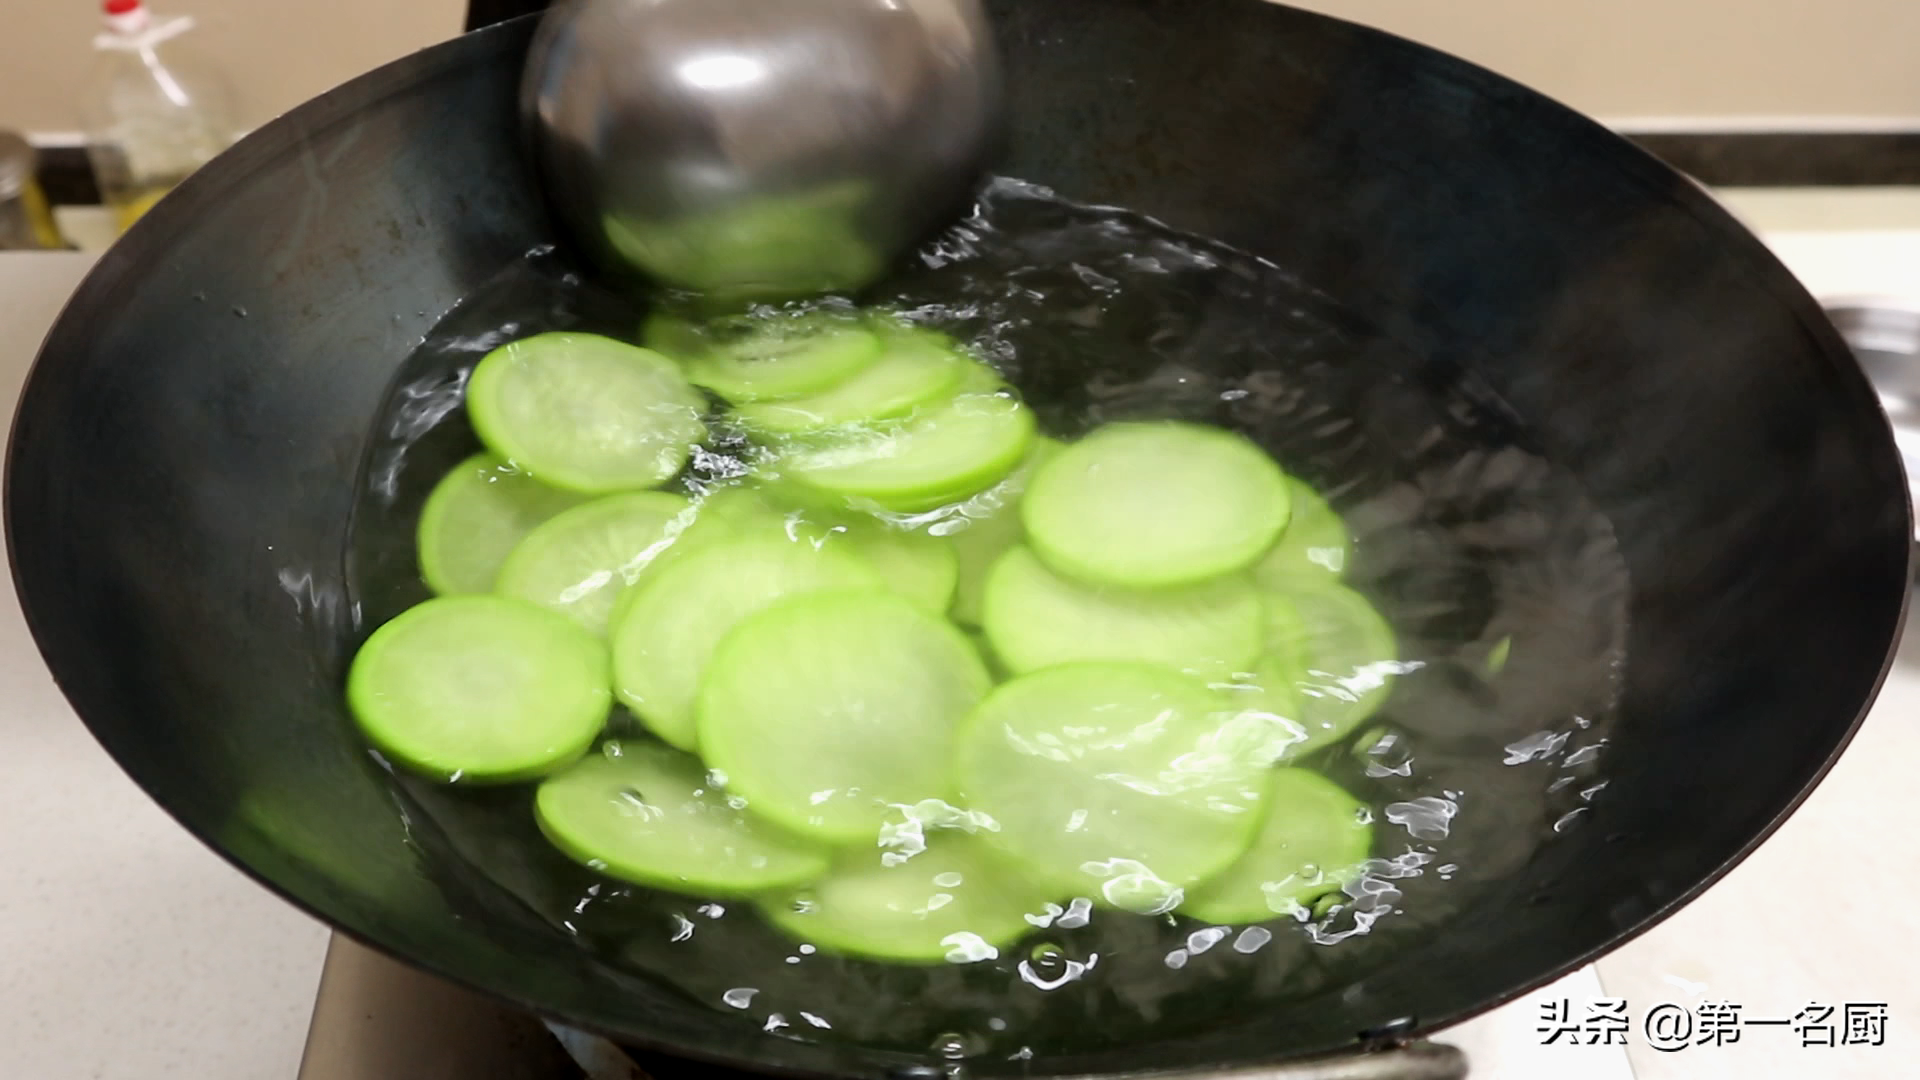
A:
[[465, 332, 708, 494], [346, 595, 610, 783], [774, 381, 1036, 513], [494, 492, 693, 637], [698, 588, 992, 843], [1179, 767, 1373, 925], [535, 741, 830, 896], [1266, 583, 1401, 757], [941, 437, 1066, 626], [638, 313, 712, 363], [1211, 593, 1313, 764], [642, 485, 957, 613], [759, 835, 1052, 964], [610, 536, 882, 750], [1023, 421, 1290, 588], [416, 453, 586, 595], [980, 545, 1264, 676], [612, 180, 883, 304], [681, 312, 882, 403], [731, 324, 967, 434], [1252, 477, 1351, 586], [954, 662, 1271, 914], [819, 517, 956, 612]]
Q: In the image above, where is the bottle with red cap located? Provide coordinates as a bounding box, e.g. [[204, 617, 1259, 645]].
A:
[[81, 0, 237, 232]]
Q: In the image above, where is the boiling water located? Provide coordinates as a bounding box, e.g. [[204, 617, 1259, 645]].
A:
[[345, 178, 1630, 1061]]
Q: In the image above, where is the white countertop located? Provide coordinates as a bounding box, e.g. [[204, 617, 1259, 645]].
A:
[[0, 255, 330, 1080], [4, 191, 1917, 1079]]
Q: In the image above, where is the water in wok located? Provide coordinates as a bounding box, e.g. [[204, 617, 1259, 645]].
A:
[[3, 2, 1907, 1077]]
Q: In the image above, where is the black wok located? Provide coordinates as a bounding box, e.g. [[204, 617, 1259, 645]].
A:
[[5, 1, 1911, 1077]]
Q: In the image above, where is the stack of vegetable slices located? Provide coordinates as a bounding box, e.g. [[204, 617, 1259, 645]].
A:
[[347, 304, 1405, 965]]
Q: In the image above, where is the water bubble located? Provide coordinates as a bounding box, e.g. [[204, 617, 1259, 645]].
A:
[[1024, 902, 1065, 928], [1564, 740, 1607, 767], [1503, 729, 1569, 765], [1186, 927, 1229, 955], [1017, 943, 1092, 991], [231, 305, 248, 317], [932, 1031, 985, 1059], [941, 932, 998, 963], [1232, 927, 1273, 954], [1385, 796, 1458, 841], [1028, 941, 1066, 973], [722, 987, 757, 1009], [1055, 897, 1093, 929]]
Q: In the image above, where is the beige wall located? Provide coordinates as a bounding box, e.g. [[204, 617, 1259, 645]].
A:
[[1294, 0, 1920, 123], [0, 0, 465, 135], [5, 0, 1920, 135]]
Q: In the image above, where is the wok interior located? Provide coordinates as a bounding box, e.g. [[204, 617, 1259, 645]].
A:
[[5, 3, 1908, 1075]]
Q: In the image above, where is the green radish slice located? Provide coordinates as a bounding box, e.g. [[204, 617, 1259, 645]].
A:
[[731, 325, 967, 434], [346, 595, 610, 783], [465, 332, 708, 494], [760, 835, 1053, 963], [708, 489, 961, 610], [638, 313, 711, 363], [948, 510, 1025, 627], [980, 545, 1263, 676], [610, 536, 883, 750], [954, 662, 1271, 915], [642, 485, 958, 613], [1253, 477, 1351, 586], [941, 437, 1066, 626], [416, 453, 587, 595], [1212, 594, 1313, 764], [535, 741, 829, 896], [697, 588, 992, 843], [1022, 421, 1291, 588], [776, 383, 1036, 513], [495, 492, 693, 637], [603, 486, 776, 631], [1179, 767, 1373, 925], [612, 180, 883, 305], [681, 313, 882, 403], [831, 518, 959, 612], [1268, 583, 1401, 757], [632, 484, 786, 583]]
